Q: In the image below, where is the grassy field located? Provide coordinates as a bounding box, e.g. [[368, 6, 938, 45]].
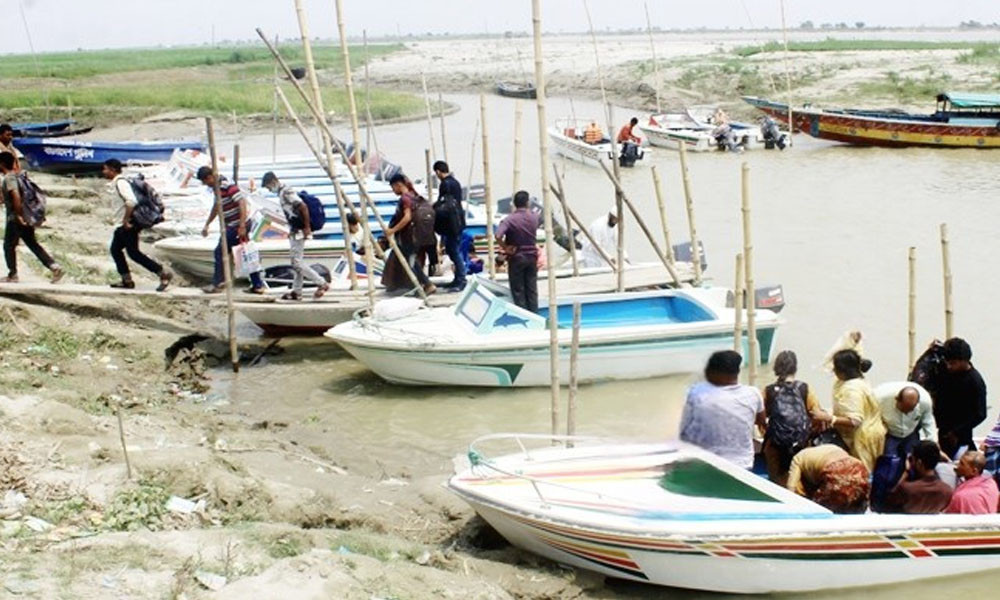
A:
[[0, 43, 420, 124], [733, 39, 1000, 57]]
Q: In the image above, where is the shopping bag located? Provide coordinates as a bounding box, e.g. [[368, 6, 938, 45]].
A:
[[232, 242, 261, 277]]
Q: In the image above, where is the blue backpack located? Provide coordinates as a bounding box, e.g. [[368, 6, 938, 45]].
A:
[[290, 190, 326, 231]]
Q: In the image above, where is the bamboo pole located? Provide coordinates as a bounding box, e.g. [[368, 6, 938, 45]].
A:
[[549, 182, 616, 270], [553, 164, 578, 276], [467, 116, 479, 188], [941, 223, 953, 339], [677, 141, 703, 285], [644, 2, 661, 114], [741, 162, 759, 384], [205, 117, 239, 373], [598, 161, 682, 286], [425, 148, 433, 201], [567, 302, 581, 440], [271, 34, 279, 164], [420, 72, 438, 160], [334, 0, 377, 311], [480, 94, 497, 280], [292, 0, 357, 290], [650, 165, 674, 262], [583, 0, 623, 291], [908, 246, 916, 372], [232, 144, 240, 184], [512, 99, 523, 197], [274, 86, 384, 264], [258, 29, 428, 302], [734, 253, 744, 352], [530, 0, 561, 437], [779, 0, 794, 144], [115, 403, 132, 480], [438, 92, 449, 164]]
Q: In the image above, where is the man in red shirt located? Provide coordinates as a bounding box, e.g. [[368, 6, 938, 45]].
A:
[[616, 117, 641, 144], [946, 450, 999, 514]]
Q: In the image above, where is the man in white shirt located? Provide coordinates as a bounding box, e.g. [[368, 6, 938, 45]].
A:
[[579, 208, 627, 269], [680, 350, 766, 469], [875, 381, 936, 459], [261, 171, 329, 300], [101, 159, 172, 290]]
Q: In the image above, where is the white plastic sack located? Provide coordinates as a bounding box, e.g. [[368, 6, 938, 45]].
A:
[[232, 241, 261, 277], [373, 297, 423, 322]]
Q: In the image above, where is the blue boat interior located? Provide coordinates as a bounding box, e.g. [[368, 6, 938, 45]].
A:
[[538, 295, 715, 329]]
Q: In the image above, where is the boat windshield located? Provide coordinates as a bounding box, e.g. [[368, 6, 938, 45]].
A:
[[659, 458, 781, 503]]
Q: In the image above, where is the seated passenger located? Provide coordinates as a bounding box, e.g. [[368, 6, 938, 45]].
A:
[[679, 350, 765, 470], [886, 440, 953, 514], [786, 444, 870, 514], [945, 450, 999, 514]]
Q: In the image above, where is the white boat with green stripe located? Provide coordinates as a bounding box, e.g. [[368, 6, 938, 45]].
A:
[[324, 278, 779, 387]]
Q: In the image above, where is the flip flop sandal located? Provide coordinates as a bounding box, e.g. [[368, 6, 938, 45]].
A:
[[312, 284, 330, 300], [281, 291, 302, 301]]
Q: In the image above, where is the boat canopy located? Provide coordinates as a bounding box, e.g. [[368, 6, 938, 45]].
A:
[[937, 92, 1000, 109]]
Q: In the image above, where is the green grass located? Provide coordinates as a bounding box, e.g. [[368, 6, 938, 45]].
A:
[[957, 44, 1000, 64], [0, 43, 402, 80], [856, 69, 955, 103], [0, 81, 421, 120], [733, 39, 1000, 57]]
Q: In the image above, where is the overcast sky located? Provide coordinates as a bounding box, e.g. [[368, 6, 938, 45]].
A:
[[4, 0, 999, 54]]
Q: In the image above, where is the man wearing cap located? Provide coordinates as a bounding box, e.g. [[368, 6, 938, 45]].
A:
[[196, 166, 264, 294], [579, 208, 626, 269]]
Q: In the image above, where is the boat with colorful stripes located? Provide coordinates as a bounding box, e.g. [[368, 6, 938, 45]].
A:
[[743, 92, 1000, 148], [450, 434, 1000, 593], [325, 278, 777, 387]]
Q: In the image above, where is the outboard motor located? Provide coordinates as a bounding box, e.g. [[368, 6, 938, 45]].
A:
[[619, 142, 641, 167], [712, 124, 741, 152], [725, 284, 786, 313], [672, 240, 708, 272], [760, 116, 787, 150]]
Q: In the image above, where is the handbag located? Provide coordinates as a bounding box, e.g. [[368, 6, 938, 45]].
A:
[[232, 241, 261, 277]]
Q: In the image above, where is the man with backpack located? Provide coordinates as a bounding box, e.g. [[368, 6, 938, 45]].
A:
[[101, 159, 173, 291], [433, 161, 467, 291], [0, 152, 62, 283], [261, 172, 329, 301]]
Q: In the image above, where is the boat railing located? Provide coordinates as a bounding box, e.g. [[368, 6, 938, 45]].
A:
[[466, 432, 668, 510]]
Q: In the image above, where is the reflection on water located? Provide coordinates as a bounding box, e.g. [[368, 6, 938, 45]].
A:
[[221, 93, 1000, 597]]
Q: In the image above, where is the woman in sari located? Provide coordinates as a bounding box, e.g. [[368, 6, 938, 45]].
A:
[[831, 349, 886, 472]]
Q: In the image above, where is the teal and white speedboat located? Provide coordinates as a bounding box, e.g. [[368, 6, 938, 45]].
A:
[[324, 278, 778, 387]]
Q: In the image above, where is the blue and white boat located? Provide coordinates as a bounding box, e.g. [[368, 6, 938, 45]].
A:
[[14, 137, 204, 174], [324, 278, 779, 387]]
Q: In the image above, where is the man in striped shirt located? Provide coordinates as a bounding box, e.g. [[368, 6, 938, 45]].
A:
[[197, 166, 264, 294]]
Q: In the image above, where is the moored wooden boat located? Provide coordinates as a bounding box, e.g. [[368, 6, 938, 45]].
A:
[[743, 92, 1000, 148], [325, 278, 776, 387], [14, 137, 205, 174], [450, 434, 1000, 593], [496, 81, 537, 99]]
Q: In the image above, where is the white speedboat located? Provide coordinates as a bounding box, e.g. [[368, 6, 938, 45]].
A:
[[324, 277, 777, 387], [548, 118, 645, 168], [450, 434, 1000, 593], [639, 106, 779, 152]]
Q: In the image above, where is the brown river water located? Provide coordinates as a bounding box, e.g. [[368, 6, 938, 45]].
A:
[[215, 93, 1000, 597]]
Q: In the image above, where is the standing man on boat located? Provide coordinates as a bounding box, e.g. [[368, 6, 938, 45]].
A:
[[926, 338, 987, 460], [196, 166, 265, 295], [101, 159, 173, 291], [579, 208, 626, 269], [495, 191, 539, 312], [261, 172, 329, 301], [0, 125, 21, 172], [432, 161, 467, 291], [0, 152, 62, 283], [680, 350, 766, 470]]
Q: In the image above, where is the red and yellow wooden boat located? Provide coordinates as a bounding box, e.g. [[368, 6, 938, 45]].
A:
[[743, 93, 1000, 148]]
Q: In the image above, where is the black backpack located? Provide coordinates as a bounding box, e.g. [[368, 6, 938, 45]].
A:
[[16, 173, 47, 227], [765, 381, 812, 452], [126, 175, 165, 228], [433, 196, 464, 237], [411, 196, 437, 248]]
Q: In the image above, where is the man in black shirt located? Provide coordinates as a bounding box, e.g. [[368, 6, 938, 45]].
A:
[[929, 337, 987, 459], [433, 161, 467, 290]]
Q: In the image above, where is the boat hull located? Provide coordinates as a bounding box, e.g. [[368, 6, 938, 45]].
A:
[[235, 301, 358, 336], [465, 501, 1000, 593], [14, 137, 205, 174], [152, 236, 346, 280], [496, 82, 537, 99], [743, 96, 1000, 148], [333, 325, 776, 387]]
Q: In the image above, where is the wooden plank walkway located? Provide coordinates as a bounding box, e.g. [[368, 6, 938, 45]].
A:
[[0, 282, 213, 301]]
